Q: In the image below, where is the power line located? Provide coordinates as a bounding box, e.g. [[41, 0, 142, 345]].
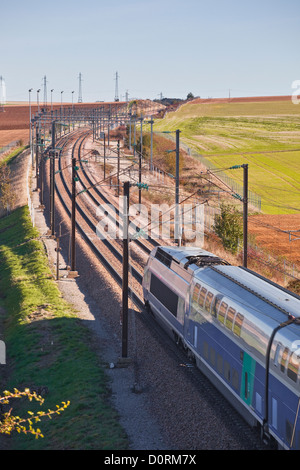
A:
[[133, 188, 208, 237]]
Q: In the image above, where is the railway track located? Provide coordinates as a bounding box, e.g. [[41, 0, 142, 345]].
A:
[[59, 132, 158, 262], [53, 130, 144, 303], [76, 134, 160, 256], [48, 129, 271, 450]]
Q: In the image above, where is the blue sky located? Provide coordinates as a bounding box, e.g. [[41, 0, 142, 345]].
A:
[[1, 0, 300, 102]]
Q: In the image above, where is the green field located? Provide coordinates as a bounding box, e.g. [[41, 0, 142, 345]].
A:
[[152, 99, 300, 214]]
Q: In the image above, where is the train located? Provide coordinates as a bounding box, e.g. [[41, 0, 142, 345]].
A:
[[142, 245, 300, 450]]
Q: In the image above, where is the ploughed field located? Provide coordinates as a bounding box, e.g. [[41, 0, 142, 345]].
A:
[[0, 104, 32, 146], [0, 101, 127, 147]]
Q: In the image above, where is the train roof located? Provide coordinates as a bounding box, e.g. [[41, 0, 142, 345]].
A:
[[155, 246, 218, 263], [154, 246, 229, 273], [196, 264, 300, 323], [152, 246, 300, 325]]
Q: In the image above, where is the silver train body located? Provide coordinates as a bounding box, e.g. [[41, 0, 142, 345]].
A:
[[142, 246, 300, 450]]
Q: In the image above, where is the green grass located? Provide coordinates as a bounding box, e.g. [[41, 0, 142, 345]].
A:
[[0, 206, 128, 450], [152, 99, 300, 213], [202, 151, 300, 214], [0, 145, 28, 166]]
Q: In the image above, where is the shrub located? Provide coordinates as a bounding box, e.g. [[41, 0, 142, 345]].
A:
[[213, 203, 243, 254]]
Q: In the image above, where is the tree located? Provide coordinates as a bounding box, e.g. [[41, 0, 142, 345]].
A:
[[0, 388, 70, 439], [213, 203, 243, 254], [186, 92, 195, 100]]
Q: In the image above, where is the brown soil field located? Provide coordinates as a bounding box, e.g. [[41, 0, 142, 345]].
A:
[[0, 129, 30, 147], [0, 104, 43, 146], [0, 104, 44, 134], [248, 214, 300, 266], [191, 95, 293, 104], [0, 102, 127, 147]]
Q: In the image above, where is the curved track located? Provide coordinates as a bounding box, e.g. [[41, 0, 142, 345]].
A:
[[75, 134, 160, 256], [54, 130, 144, 304]]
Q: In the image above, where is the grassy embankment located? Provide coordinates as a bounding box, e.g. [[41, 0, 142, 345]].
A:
[[0, 152, 128, 450], [0, 145, 27, 165], [152, 99, 300, 214]]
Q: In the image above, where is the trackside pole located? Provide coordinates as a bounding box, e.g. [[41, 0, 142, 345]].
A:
[[122, 181, 130, 358], [50, 121, 56, 236], [117, 140, 120, 196], [71, 156, 76, 272], [175, 129, 180, 245], [242, 164, 248, 268]]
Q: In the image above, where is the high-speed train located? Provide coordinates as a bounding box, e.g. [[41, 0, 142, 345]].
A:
[[142, 246, 300, 450]]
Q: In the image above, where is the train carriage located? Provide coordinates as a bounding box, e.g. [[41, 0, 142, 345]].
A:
[[142, 246, 300, 450]]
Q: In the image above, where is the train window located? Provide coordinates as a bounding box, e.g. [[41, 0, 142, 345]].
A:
[[192, 283, 201, 305], [225, 307, 236, 331], [191, 284, 201, 317], [280, 347, 289, 373], [287, 353, 299, 383], [232, 368, 239, 391], [205, 292, 214, 313], [198, 287, 207, 308], [274, 343, 281, 367], [224, 361, 231, 382], [218, 301, 228, 324], [210, 346, 216, 366], [203, 341, 209, 360], [217, 354, 223, 374], [150, 274, 178, 317], [155, 248, 172, 267], [212, 296, 222, 317], [233, 312, 244, 337], [255, 393, 262, 415]]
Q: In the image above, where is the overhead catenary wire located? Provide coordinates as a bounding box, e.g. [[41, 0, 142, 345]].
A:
[[76, 161, 137, 195], [130, 187, 209, 240]]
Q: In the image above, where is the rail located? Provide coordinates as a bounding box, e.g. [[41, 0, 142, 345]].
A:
[[53, 131, 145, 308]]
